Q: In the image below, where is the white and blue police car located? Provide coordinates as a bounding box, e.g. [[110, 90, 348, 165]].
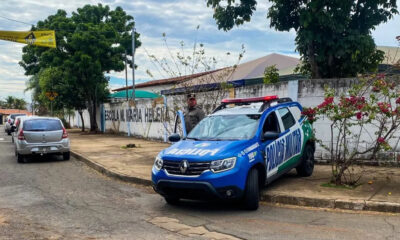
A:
[[152, 95, 315, 210]]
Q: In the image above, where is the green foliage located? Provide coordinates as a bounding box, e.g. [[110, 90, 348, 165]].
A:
[[19, 4, 141, 131], [263, 65, 279, 84], [0, 96, 27, 110], [303, 75, 400, 185], [206, 0, 398, 78]]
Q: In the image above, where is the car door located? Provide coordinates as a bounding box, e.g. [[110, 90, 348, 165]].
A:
[[173, 110, 187, 138], [275, 107, 304, 173], [259, 110, 282, 179]]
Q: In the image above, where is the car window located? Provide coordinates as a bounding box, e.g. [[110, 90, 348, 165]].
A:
[[263, 111, 281, 133], [188, 114, 261, 140], [23, 119, 62, 131], [278, 108, 296, 130], [289, 106, 302, 121], [11, 114, 26, 120]]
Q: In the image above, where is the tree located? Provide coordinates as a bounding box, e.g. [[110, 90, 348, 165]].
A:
[[302, 75, 400, 185], [19, 4, 141, 132], [1, 96, 27, 110], [144, 31, 244, 136], [263, 65, 279, 84], [206, 0, 398, 78]]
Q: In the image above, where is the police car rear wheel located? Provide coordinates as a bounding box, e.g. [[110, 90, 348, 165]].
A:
[[17, 154, 25, 164], [296, 144, 314, 177], [165, 197, 180, 205], [243, 168, 259, 210]]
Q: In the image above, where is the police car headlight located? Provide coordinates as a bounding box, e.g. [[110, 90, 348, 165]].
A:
[[210, 157, 236, 173], [154, 156, 163, 170]]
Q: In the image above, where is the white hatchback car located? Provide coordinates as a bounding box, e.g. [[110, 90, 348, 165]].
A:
[[13, 116, 70, 163]]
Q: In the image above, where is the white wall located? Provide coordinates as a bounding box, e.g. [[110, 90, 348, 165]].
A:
[[69, 78, 400, 160], [104, 98, 169, 141]]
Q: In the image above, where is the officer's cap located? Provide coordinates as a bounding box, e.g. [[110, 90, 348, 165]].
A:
[[187, 93, 196, 100]]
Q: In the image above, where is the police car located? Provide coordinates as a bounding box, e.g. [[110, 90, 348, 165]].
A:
[[152, 95, 315, 210]]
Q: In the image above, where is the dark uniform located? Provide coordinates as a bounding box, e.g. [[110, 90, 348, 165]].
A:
[[184, 106, 205, 133]]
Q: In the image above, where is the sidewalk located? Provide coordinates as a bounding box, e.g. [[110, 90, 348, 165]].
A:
[[69, 129, 400, 213]]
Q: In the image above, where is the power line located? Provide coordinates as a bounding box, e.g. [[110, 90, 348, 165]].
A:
[[0, 15, 33, 26], [0, 15, 133, 33]]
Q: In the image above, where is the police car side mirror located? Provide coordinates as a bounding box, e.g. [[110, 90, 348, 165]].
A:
[[262, 131, 280, 141], [168, 133, 181, 142]]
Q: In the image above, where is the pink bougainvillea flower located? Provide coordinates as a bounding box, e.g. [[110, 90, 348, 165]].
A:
[[356, 112, 362, 120], [377, 137, 385, 144]]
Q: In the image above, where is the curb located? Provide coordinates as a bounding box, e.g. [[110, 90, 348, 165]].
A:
[[70, 151, 400, 213], [70, 151, 152, 186], [261, 193, 400, 213]]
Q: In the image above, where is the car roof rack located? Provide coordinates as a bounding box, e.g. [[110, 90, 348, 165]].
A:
[[212, 96, 293, 113]]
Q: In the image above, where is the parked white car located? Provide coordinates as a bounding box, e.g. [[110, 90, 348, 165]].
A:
[[13, 117, 70, 163], [11, 116, 29, 143], [6, 113, 27, 135]]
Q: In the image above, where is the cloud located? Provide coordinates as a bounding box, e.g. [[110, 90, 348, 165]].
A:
[[0, 0, 398, 101]]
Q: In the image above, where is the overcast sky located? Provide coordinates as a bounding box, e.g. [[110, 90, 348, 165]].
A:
[[0, 0, 399, 102]]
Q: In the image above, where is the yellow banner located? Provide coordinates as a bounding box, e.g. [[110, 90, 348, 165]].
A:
[[0, 30, 56, 48]]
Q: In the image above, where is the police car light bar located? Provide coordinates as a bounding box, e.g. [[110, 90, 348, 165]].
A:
[[221, 95, 278, 104]]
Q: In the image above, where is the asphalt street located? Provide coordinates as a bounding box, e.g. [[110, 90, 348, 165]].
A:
[[0, 125, 399, 240]]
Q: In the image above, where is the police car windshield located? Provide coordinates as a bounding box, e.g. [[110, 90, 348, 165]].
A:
[[187, 114, 261, 141]]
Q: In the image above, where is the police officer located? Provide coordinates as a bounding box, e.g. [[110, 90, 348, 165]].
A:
[[184, 93, 205, 133]]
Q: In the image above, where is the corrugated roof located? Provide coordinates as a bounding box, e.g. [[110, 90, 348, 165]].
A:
[[378, 46, 400, 65], [175, 53, 300, 87], [0, 109, 32, 115], [112, 69, 222, 92], [109, 89, 161, 99]]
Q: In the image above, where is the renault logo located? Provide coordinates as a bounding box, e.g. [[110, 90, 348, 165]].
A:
[[179, 160, 189, 174]]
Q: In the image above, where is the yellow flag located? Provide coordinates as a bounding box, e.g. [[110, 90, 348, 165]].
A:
[[0, 30, 56, 48]]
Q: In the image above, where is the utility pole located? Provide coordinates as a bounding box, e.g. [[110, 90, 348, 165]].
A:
[[125, 50, 128, 101], [132, 26, 136, 103]]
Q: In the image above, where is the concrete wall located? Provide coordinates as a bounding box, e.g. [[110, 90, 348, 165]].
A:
[[69, 78, 400, 162], [103, 98, 169, 140]]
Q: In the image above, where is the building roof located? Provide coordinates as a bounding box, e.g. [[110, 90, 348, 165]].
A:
[[109, 89, 161, 99], [0, 109, 32, 115], [112, 69, 222, 92], [175, 53, 300, 88], [378, 46, 400, 65]]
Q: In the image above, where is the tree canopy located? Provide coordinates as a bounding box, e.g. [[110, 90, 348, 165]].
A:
[[0, 96, 27, 110], [19, 4, 141, 131], [206, 0, 398, 78]]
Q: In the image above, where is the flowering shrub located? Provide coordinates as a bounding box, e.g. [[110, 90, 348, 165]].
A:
[[303, 75, 400, 185]]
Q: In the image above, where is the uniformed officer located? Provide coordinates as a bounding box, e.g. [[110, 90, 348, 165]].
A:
[[184, 93, 205, 133]]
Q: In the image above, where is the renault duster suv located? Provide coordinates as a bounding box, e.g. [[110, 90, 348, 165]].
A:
[[152, 96, 315, 210]]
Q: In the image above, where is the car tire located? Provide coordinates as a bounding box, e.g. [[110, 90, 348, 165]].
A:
[[243, 168, 259, 210], [17, 154, 25, 164], [63, 152, 70, 161], [296, 144, 314, 177], [164, 197, 180, 205]]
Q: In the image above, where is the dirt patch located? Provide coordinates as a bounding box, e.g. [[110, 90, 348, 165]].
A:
[[0, 215, 7, 225]]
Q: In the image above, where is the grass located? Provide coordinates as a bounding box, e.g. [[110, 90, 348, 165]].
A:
[[321, 182, 362, 190]]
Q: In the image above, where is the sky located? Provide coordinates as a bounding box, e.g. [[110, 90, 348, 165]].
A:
[[0, 0, 399, 103]]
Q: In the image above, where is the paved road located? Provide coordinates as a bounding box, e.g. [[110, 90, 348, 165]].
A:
[[0, 125, 399, 240]]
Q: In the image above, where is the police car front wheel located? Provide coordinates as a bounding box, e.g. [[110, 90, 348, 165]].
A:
[[243, 168, 259, 210], [165, 197, 180, 205], [296, 144, 314, 177]]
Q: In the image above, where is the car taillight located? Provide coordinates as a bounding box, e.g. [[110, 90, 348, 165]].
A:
[[62, 128, 68, 138], [18, 130, 25, 140]]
